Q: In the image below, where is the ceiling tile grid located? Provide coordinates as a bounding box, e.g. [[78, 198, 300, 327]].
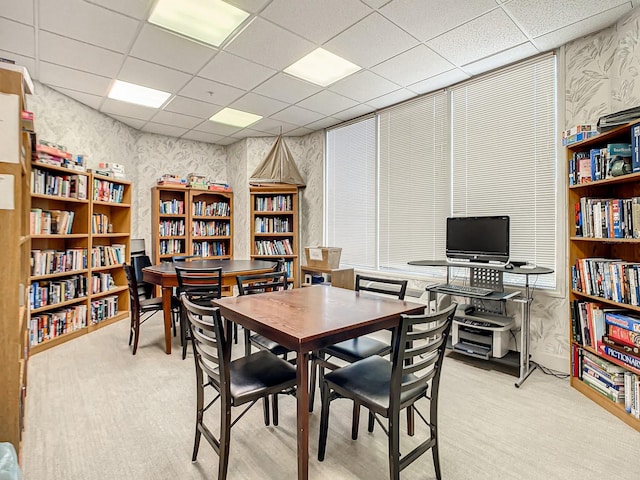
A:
[[0, 0, 635, 146]]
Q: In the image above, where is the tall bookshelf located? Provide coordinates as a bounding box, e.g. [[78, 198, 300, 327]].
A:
[[250, 184, 299, 287], [567, 121, 640, 431], [0, 67, 32, 456], [152, 186, 233, 263], [29, 169, 131, 355]]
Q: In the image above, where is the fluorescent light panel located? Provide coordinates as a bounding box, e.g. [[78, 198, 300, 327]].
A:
[[108, 80, 170, 108], [210, 108, 262, 128], [284, 48, 361, 87], [149, 0, 249, 47]]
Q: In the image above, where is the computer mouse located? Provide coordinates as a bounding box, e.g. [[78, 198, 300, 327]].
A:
[[505, 264, 513, 269]]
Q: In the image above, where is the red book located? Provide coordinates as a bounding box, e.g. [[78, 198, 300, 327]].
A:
[[608, 324, 640, 348]]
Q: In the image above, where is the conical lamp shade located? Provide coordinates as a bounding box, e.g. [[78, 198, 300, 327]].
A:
[[250, 134, 306, 186]]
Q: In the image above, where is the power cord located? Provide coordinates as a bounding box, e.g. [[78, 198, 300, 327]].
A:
[[532, 361, 570, 379]]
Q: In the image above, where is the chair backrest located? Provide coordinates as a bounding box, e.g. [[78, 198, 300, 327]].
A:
[[175, 264, 223, 304], [172, 255, 202, 263], [355, 274, 408, 300], [123, 263, 141, 314], [389, 303, 457, 412], [131, 254, 153, 298], [180, 294, 229, 393], [236, 270, 288, 296]]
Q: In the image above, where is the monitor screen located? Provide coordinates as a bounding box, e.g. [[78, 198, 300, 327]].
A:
[[446, 216, 510, 264]]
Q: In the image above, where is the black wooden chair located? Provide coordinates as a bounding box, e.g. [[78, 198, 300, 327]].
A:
[[124, 262, 179, 355], [181, 295, 297, 480], [175, 263, 222, 360], [317, 303, 457, 480], [236, 270, 291, 359], [309, 275, 408, 414]]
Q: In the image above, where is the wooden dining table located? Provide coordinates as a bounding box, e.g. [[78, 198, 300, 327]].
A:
[[213, 285, 425, 480], [142, 259, 277, 354]]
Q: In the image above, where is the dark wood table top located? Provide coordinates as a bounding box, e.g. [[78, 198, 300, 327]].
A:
[[143, 259, 277, 276], [214, 285, 425, 352]]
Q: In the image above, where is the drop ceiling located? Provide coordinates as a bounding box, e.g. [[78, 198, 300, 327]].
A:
[[1, 0, 636, 146]]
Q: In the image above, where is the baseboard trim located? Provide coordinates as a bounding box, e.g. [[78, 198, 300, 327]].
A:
[[532, 351, 569, 375]]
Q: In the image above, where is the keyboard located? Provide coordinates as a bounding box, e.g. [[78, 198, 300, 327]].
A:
[[434, 283, 493, 296]]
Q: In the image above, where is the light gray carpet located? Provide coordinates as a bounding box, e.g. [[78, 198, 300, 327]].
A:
[[22, 314, 638, 480]]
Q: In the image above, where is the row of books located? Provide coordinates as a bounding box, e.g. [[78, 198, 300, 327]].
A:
[[254, 195, 293, 212], [159, 199, 184, 215], [30, 209, 75, 235], [159, 239, 185, 255], [35, 141, 85, 172], [159, 220, 185, 237], [92, 213, 111, 234], [254, 239, 293, 256], [31, 168, 88, 199], [30, 304, 88, 347], [561, 124, 598, 146], [255, 216, 291, 233], [192, 200, 230, 217], [569, 143, 634, 185], [192, 241, 227, 257], [570, 301, 640, 347], [90, 272, 115, 294], [90, 296, 118, 324], [90, 244, 126, 268], [29, 275, 87, 310], [192, 220, 229, 237], [92, 179, 125, 203], [571, 258, 640, 305], [30, 248, 87, 276], [574, 197, 640, 239]]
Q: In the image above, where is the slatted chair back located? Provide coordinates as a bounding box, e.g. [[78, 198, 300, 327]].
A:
[[123, 263, 141, 314], [236, 270, 288, 296], [175, 265, 223, 304], [355, 274, 407, 300], [131, 254, 153, 298]]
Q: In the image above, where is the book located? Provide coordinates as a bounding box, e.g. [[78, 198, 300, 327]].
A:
[[633, 122, 640, 173], [577, 156, 592, 184], [598, 341, 640, 371], [606, 143, 632, 178], [605, 311, 640, 333], [602, 335, 640, 356], [608, 324, 640, 347]]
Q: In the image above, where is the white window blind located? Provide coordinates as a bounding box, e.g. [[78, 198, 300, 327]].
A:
[[326, 117, 377, 268], [450, 54, 557, 288], [378, 92, 450, 272]]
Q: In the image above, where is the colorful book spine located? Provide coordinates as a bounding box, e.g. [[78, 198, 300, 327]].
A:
[[604, 312, 640, 333], [598, 342, 640, 371], [609, 324, 640, 348], [631, 122, 640, 173]]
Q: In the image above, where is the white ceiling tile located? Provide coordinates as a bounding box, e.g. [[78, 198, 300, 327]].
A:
[[270, 105, 325, 125], [286, 126, 314, 136], [39, 0, 140, 53], [324, 12, 420, 68], [39, 62, 112, 96], [332, 104, 376, 121], [199, 51, 277, 90], [366, 88, 416, 109], [371, 45, 455, 86], [462, 42, 540, 75], [2, 0, 34, 24], [181, 130, 225, 144], [225, 18, 315, 70], [108, 114, 147, 130], [230, 92, 288, 117], [0, 50, 35, 77], [532, 4, 632, 52], [305, 117, 342, 131], [163, 96, 221, 119], [262, 0, 371, 44], [118, 57, 192, 93], [149, 110, 203, 129], [296, 90, 359, 116], [86, 0, 154, 19], [407, 68, 470, 95], [505, 0, 629, 38], [225, 0, 271, 14], [427, 8, 527, 66], [380, 0, 497, 42], [0, 18, 34, 57], [253, 73, 321, 104], [248, 117, 298, 135], [329, 70, 400, 103], [179, 77, 245, 106], [50, 86, 104, 110], [194, 120, 243, 136], [100, 98, 158, 120], [142, 122, 189, 137], [129, 24, 216, 74], [39, 31, 123, 78]]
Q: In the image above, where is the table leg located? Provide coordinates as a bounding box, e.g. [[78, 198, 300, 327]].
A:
[[296, 351, 310, 480], [162, 286, 173, 354]]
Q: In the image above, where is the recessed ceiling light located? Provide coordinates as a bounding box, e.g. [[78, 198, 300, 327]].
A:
[[107, 80, 171, 108], [149, 0, 249, 47], [284, 48, 361, 87], [210, 108, 262, 128]]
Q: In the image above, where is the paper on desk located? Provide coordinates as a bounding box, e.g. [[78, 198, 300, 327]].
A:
[[308, 248, 323, 260], [0, 93, 19, 164], [0, 174, 15, 209]]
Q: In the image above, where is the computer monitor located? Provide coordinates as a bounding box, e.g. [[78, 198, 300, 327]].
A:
[[446, 216, 510, 264]]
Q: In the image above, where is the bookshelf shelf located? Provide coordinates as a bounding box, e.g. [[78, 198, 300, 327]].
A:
[[29, 327, 88, 355], [31, 269, 88, 280], [31, 296, 88, 314], [567, 120, 640, 430], [31, 193, 89, 203]]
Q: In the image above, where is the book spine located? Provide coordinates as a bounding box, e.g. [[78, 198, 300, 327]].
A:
[[598, 342, 640, 371], [609, 324, 640, 348]]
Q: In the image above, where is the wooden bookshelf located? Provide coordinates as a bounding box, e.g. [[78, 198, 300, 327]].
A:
[[567, 120, 640, 431], [152, 185, 188, 263], [189, 189, 233, 260], [250, 184, 300, 287]]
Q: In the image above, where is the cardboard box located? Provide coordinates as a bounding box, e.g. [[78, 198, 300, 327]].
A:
[[304, 247, 342, 269]]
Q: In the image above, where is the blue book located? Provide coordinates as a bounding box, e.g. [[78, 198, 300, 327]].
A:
[[632, 122, 640, 173], [604, 311, 640, 333]]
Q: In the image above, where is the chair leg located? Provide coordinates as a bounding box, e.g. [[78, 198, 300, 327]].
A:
[[388, 410, 401, 480], [218, 400, 232, 480], [128, 312, 134, 346], [407, 406, 415, 436], [317, 382, 331, 461], [262, 396, 271, 426], [132, 312, 140, 355], [432, 433, 442, 480], [192, 375, 204, 462], [351, 402, 360, 440], [272, 393, 279, 426], [244, 329, 252, 357], [308, 354, 317, 412], [233, 323, 238, 344], [368, 410, 375, 432], [181, 310, 190, 360]]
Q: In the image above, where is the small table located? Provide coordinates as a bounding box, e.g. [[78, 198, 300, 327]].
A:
[[214, 285, 425, 480], [142, 259, 277, 354]]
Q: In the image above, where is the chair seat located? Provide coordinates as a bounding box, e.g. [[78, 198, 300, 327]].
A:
[[323, 336, 391, 363], [324, 356, 427, 412], [228, 350, 297, 404], [249, 333, 291, 357]]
